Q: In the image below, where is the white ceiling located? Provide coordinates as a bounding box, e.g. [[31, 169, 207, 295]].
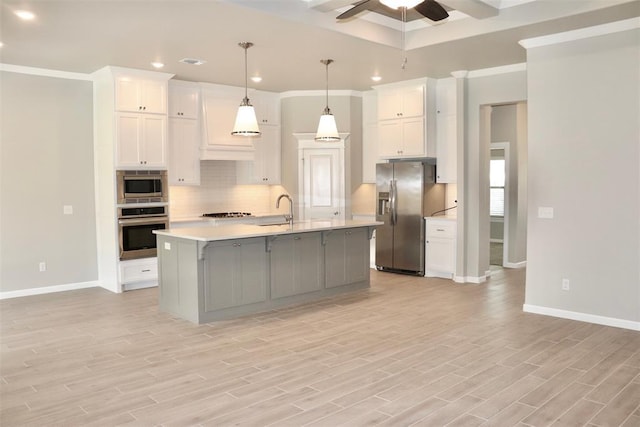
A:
[[1, 0, 639, 91]]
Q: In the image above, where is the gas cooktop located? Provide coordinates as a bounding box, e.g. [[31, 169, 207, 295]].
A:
[[202, 212, 252, 218]]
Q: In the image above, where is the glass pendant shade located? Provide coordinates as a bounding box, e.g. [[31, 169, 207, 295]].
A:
[[380, 0, 422, 9], [232, 100, 260, 135], [316, 111, 340, 141], [231, 42, 261, 136], [315, 59, 341, 142]]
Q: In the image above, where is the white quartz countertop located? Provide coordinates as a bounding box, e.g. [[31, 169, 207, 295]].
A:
[[154, 219, 383, 242]]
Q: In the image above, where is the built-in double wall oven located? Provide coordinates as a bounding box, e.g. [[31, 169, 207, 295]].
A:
[[116, 171, 169, 260]]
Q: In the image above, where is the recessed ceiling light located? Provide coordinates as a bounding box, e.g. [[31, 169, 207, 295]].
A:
[[15, 10, 36, 21], [250, 76, 262, 83], [151, 62, 165, 69], [179, 58, 206, 66], [371, 75, 382, 82]]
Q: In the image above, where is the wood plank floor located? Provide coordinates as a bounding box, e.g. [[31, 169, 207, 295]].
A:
[[2, 268, 639, 426]]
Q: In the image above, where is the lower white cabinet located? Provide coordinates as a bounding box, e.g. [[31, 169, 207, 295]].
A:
[[425, 217, 456, 279], [203, 238, 267, 311], [324, 228, 369, 288], [119, 257, 158, 290]]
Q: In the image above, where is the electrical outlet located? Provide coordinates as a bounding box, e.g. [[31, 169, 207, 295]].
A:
[[562, 278, 570, 291], [63, 205, 73, 215], [39, 262, 46, 272], [538, 207, 554, 219]]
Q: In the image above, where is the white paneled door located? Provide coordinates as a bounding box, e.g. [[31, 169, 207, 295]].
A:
[[300, 147, 344, 220]]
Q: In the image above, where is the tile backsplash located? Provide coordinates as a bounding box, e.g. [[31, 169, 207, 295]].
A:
[[169, 161, 273, 219]]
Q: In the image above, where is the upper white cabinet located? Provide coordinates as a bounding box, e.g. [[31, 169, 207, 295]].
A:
[[377, 84, 424, 120], [168, 82, 200, 119], [362, 90, 378, 184], [253, 91, 281, 126], [435, 76, 461, 183], [200, 84, 255, 161], [168, 117, 200, 185], [236, 125, 281, 185], [116, 113, 167, 168], [374, 78, 436, 159], [116, 77, 167, 114], [236, 90, 281, 185], [168, 81, 201, 185]]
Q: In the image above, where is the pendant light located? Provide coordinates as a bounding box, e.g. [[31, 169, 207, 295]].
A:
[[315, 59, 340, 141], [231, 42, 260, 136]]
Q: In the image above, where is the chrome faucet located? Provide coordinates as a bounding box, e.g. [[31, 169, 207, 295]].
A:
[[276, 194, 293, 225]]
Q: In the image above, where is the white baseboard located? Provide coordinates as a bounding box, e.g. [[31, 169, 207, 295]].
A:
[[0, 281, 100, 300], [453, 275, 487, 284], [504, 260, 527, 268], [523, 304, 640, 331]]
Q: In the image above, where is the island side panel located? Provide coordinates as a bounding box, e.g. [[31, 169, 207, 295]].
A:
[[157, 236, 200, 323]]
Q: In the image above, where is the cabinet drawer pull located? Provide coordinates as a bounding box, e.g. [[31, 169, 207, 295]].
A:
[[436, 228, 445, 231], [141, 269, 151, 272]]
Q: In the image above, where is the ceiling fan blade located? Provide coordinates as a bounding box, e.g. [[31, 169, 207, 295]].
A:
[[336, 0, 374, 20], [414, 0, 449, 22]]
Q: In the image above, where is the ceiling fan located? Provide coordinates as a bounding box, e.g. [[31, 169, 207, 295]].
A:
[[336, 0, 449, 22]]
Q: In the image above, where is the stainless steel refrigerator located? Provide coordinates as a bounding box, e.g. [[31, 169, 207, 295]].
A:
[[376, 161, 445, 275]]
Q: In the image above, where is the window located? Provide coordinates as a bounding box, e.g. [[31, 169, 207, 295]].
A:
[[490, 159, 505, 216]]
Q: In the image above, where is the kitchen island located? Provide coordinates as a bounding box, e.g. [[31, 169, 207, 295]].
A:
[[153, 219, 381, 324]]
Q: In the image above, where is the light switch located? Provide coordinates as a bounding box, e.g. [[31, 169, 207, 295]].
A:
[[538, 207, 554, 219], [63, 205, 73, 215]]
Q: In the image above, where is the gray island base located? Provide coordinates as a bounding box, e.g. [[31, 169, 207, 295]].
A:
[[154, 219, 381, 324]]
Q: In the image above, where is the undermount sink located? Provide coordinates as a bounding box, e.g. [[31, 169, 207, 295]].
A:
[[255, 215, 290, 226]]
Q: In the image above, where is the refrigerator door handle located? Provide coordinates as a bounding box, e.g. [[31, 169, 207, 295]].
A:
[[390, 179, 397, 225]]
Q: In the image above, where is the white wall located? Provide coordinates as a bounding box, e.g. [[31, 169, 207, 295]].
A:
[[0, 71, 98, 293], [280, 93, 362, 219], [523, 25, 640, 328], [458, 68, 527, 281], [168, 161, 276, 218], [491, 103, 528, 265]]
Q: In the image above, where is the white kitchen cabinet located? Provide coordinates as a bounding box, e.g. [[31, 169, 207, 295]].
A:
[[168, 117, 200, 185], [377, 84, 424, 120], [324, 228, 369, 288], [253, 90, 280, 126], [425, 217, 456, 279], [119, 257, 158, 290], [200, 84, 255, 160], [374, 78, 436, 159], [436, 77, 458, 183], [204, 238, 267, 311], [362, 90, 378, 183], [378, 117, 426, 158], [116, 77, 167, 114], [168, 81, 200, 119], [116, 112, 167, 168], [236, 125, 281, 185], [168, 81, 201, 185]]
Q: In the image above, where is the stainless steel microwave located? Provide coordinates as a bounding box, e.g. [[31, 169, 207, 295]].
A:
[[116, 170, 168, 204]]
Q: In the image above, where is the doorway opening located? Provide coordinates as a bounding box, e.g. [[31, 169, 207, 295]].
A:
[[490, 143, 508, 266]]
